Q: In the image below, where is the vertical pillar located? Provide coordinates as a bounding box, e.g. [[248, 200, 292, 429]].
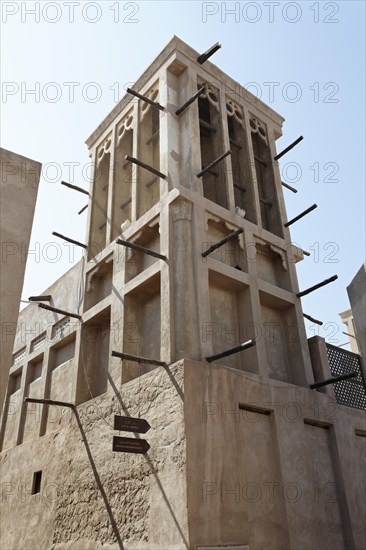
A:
[[171, 197, 200, 360]]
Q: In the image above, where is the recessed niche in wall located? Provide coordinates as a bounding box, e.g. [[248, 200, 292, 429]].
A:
[[49, 334, 76, 372], [84, 256, 113, 311], [1, 369, 23, 450], [123, 272, 161, 383], [255, 241, 291, 291], [12, 347, 26, 367], [198, 82, 227, 209], [76, 308, 110, 404], [124, 222, 161, 283], [88, 138, 111, 259], [137, 83, 161, 219], [208, 270, 258, 374], [226, 98, 256, 223], [9, 369, 22, 394], [112, 112, 133, 241], [31, 471, 42, 495], [205, 217, 247, 272], [249, 116, 283, 238], [29, 355, 43, 383], [259, 291, 304, 384], [30, 332, 47, 354], [20, 355, 44, 443], [45, 335, 76, 431]]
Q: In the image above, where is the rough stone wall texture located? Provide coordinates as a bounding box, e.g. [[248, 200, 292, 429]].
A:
[[0, 362, 188, 550]]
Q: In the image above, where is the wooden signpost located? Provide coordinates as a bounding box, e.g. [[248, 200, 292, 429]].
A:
[[112, 436, 150, 454], [112, 415, 151, 454], [114, 415, 150, 434]]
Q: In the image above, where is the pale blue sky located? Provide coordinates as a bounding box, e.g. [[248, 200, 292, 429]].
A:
[[1, 1, 365, 348]]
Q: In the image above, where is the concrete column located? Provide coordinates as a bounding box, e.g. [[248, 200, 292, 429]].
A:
[[171, 197, 200, 361], [307, 336, 335, 398]]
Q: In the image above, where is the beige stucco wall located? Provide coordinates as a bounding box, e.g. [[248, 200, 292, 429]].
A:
[[184, 359, 366, 550], [347, 263, 366, 365], [0, 362, 188, 550], [0, 148, 41, 408]]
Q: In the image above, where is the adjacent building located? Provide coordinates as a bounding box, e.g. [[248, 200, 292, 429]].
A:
[[0, 148, 41, 408]]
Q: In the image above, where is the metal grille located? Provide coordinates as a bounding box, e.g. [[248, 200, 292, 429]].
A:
[[326, 344, 366, 411]]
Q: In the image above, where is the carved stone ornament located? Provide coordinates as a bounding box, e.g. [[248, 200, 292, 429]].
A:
[[116, 109, 134, 145], [255, 236, 288, 270], [205, 213, 245, 250], [226, 98, 244, 126], [249, 116, 268, 144], [96, 134, 112, 165], [198, 80, 220, 111], [141, 85, 159, 118]]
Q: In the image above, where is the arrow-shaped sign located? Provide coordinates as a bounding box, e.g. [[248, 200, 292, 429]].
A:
[[114, 415, 150, 434], [112, 436, 150, 454]]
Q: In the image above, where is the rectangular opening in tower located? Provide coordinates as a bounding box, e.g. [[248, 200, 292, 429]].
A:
[[205, 218, 248, 272], [259, 291, 305, 384], [226, 103, 256, 223], [255, 241, 291, 291], [84, 255, 113, 311], [138, 83, 160, 218], [124, 222, 161, 283], [43, 334, 76, 434], [198, 86, 227, 209], [112, 113, 133, 240], [21, 355, 43, 443], [1, 369, 22, 450], [77, 307, 110, 403], [122, 271, 161, 383], [208, 270, 258, 373], [250, 117, 283, 238], [89, 146, 111, 258]]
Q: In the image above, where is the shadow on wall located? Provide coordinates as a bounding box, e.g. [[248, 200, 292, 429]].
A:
[[108, 372, 188, 547]]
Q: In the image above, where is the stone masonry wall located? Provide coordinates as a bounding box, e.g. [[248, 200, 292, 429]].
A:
[[0, 362, 188, 550]]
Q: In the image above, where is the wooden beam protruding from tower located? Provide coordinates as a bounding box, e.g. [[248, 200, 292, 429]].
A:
[[202, 228, 243, 258], [37, 303, 82, 320], [125, 155, 167, 180], [175, 85, 206, 116], [274, 136, 304, 161], [206, 339, 256, 363], [284, 204, 317, 227], [197, 42, 221, 64], [111, 350, 167, 367], [197, 150, 231, 178], [116, 238, 167, 261], [297, 275, 338, 298], [61, 181, 89, 195], [52, 231, 88, 249], [126, 88, 165, 111]]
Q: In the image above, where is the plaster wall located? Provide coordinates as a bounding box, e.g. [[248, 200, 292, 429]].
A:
[[347, 263, 366, 365], [0, 363, 188, 550], [184, 359, 366, 550], [0, 148, 41, 408]]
